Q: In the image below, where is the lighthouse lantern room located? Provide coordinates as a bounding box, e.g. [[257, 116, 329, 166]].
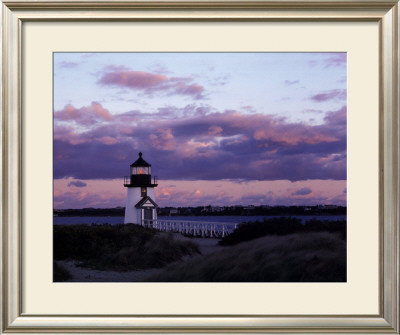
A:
[[124, 152, 158, 225]]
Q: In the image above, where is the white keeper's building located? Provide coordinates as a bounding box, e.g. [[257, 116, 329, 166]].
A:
[[123, 152, 158, 225]]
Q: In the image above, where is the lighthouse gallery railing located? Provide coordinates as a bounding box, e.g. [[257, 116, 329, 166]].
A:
[[141, 219, 238, 238], [124, 175, 158, 186]]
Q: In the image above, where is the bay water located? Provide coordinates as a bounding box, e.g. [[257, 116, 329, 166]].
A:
[[53, 215, 346, 225]]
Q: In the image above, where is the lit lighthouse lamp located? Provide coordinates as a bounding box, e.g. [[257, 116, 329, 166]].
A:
[[124, 152, 158, 225]]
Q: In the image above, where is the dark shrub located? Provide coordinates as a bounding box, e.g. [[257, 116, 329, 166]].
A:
[[53, 224, 200, 271], [219, 217, 303, 246], [303, 219, 346, 240], [219, 218, 347, 246], [53, 224, 156, 261], [53, 262, 72, 282], [147, 232, 346, 282]]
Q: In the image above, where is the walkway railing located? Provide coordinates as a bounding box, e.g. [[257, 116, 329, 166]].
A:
[[142, 219, 238, 238]]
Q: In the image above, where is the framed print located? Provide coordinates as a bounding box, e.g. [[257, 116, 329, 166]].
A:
[[2, 0, 399, 333]]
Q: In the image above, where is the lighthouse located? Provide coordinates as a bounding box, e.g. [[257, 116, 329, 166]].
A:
[[124, 152, 158, 225]]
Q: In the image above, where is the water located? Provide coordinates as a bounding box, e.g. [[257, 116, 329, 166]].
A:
[[53, 215, 346, 225]]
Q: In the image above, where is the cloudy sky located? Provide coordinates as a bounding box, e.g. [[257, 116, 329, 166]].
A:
[[53, 52, 347, 209]]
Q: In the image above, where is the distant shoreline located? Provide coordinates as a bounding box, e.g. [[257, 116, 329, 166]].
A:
[[54, 213, 346, 217], [54, 205, 346, 218]]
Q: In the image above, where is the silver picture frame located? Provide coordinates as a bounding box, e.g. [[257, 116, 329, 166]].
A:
[[2, 0, 399, 333]]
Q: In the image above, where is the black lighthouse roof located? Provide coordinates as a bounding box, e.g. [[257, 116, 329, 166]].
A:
[[130, 152, 151, 167]]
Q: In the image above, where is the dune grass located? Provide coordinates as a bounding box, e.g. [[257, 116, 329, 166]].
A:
[[54, 224, 200, 271], [219, 217, 346, 246], [54, 219, 346, 281], [146, 232, 346, 282], [53, 261, 72, 282]]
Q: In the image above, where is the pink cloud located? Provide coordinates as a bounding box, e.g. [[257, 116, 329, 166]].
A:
[[324, 53, 347, 67], [98, 68, 205, 99], [154, 186, 196, 204], [149, 128, 176, 150], [99, 70, 167, 89], [54, 191, 125, 209], [54, 102, 113, 125], [166, 81, 204, 99], [192, 189, 203, 198], [253, 124, 338, 145], [97, 136, 119, 145], [54, 125, 89, 145], [208, 125, 223, 136], [54, 124, 122, 146]]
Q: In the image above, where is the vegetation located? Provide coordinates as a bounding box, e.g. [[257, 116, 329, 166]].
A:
[[53, 261, 72, 282], [304, 219, 346, 240], [54, 218, 346, 282], [146, 232, 346, 282], [219, 217, 346, 246], [53, 224, 200, 271]]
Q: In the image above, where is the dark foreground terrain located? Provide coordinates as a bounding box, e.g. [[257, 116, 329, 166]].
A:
[[54, 218, 346, 282]]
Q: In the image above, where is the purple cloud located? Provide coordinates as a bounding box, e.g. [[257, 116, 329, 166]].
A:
[[98, 68, 205, 99], [292, 187, 312, 196], [67, 180, 87, 188], [303, 109, 323, 114], [308, 53, 346, 69], [59, 61, 79, 68], [54, 102, 346, 183], [324, 53, 347, 68], [284, 80, 299, 86], [310, 89, 346, 102], [324, 106, 346, 127]]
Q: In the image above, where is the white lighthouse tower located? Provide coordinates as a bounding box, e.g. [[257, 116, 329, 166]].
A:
[[124, 152, 158, 225]]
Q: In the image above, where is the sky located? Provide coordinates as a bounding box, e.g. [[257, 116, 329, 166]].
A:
[[53, 52, 347, 209]]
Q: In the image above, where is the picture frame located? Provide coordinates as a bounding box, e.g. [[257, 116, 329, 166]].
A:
[[2, 0, 399, 333]]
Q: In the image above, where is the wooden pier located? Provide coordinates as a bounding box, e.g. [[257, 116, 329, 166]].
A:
[[142, 219, 238, 238]]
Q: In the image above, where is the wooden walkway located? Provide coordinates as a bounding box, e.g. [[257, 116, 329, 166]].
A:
[[142, 219, 238, 238]]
